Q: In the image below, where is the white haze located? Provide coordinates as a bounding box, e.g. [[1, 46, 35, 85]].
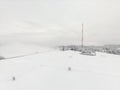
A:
[[0, 0, 120, 46]]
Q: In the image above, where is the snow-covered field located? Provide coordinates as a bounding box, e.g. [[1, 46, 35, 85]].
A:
[[0, 48, 120, 90]]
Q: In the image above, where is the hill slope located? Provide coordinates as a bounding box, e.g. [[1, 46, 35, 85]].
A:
[[0, 50, 119, 90]]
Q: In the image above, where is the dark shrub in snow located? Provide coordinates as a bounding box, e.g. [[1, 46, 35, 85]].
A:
[[12, 76, 16, 81], [0, 56, 5, 60], [68, 67, 71, 71]]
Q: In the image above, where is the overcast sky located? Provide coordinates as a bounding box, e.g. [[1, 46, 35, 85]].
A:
[[0, 0, 120, 46]]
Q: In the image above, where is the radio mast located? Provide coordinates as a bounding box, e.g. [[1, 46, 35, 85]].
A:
[[81, 23, 84, 48]]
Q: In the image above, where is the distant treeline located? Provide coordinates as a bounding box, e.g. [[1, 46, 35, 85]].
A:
[[59, 45, 120, 55]]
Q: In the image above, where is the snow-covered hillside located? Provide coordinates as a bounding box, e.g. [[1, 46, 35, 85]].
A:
[[0, 42, 53, 58], [0, 49, 120, 90]]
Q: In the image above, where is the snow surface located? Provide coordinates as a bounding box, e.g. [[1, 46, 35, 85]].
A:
[[0, 49, 120, 90], [0, 42, 53, 58]]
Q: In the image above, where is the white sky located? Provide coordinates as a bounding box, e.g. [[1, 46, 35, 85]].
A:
[[0, 0, 120, 46]]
